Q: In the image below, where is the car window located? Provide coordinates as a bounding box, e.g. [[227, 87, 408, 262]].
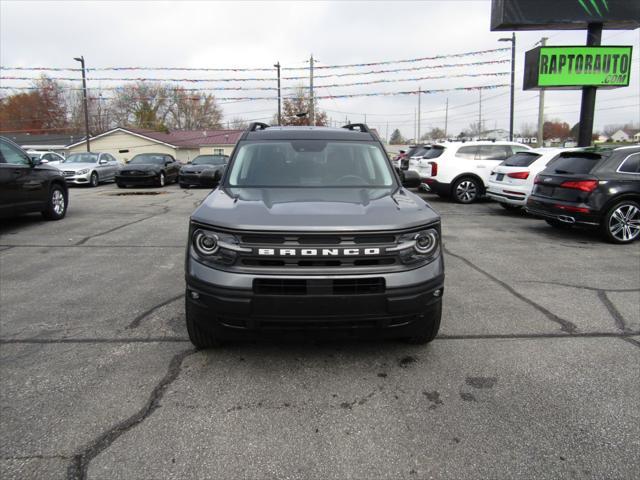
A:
[[545, 152, 603, 174], [512, 146, 531, 153], [478, 145, 510, 161], [455, 146, 478, 159], [42, 153, 53, 161], [0, 140, 31, 165], [423, 146, 445, 159], [502, 152, 541, 167], [617, 153, 640, 174]]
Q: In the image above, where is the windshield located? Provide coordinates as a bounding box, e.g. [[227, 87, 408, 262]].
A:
[[65, 153, 98, 163], [193, 155, 227, 166], [503, 152, 541, 167], [228, 140, 395, 188], [129, 154, 167, 165]]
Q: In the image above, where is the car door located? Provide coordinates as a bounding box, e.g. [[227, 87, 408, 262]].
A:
[[165, 155, 179, 181], [105, 154, 119, 180], [0, 138, 48, 213], [96, 153, 112, 180]]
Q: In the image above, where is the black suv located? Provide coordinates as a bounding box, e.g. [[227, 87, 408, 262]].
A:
[[184, 123, 444, 347], [526, 146, 640, 244], [0, 136, 69, 221]]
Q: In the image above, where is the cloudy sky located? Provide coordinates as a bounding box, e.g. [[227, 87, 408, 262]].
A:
[[1, 0, 638, 139]]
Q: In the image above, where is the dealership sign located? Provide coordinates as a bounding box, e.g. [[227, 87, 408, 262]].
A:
[[491, 0, 640, 31], [524, 46, 633, 90]]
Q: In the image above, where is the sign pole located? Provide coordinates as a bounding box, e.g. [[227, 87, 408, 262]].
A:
[[577, 23, 603, 147]]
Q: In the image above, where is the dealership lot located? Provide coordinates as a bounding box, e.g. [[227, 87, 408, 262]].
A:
[[1, 184, 638, 479]]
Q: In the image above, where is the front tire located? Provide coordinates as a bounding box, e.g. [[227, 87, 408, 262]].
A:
[[179, 182, 188, 189], [116, 182, 126, 188], [42, 185, 67, 220], [186, 298, 222, 348], [157, 172, 166, 187], [89, 172, 99, 188], [602, 200, 640, 244], [404, 299, 442, 345], [452, 177, 481, 204]]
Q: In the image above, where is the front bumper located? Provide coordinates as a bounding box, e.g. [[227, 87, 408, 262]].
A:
[[185, 256, 444, 339], [525, 196, 600, 226], [116, 174, 158, 186], [179, 173, 212, 187], [63, 172, 91, 184]]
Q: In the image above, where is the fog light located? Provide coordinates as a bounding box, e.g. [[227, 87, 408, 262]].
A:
[[190, 291, 200, 300], [433, 289, 442, 297]]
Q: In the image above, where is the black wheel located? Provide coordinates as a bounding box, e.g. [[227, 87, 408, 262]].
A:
[[89, 171, 99, 188], [116, 182, 126, 188], [186, 298, 222, 348], [157, 172, 166, 187], [545, 218, 572, 229], [179, 183, 188, 189], [41, 185, 67, 220], [601, 200, 640, 244], [500, 203, 522, 211], [452, 177, 481, 204], [404, 300, 442, 345]]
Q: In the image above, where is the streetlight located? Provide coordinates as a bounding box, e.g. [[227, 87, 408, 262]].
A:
[[74, 56, 91, 152], [274, 62, 281, 125], [499, 33, 516, 142]]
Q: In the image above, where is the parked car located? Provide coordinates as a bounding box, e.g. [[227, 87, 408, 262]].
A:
[[179, 154, 229, 188], [116, 153, 180, 188], [526, 146, 640, 244], [401, 144, 429, 170], [486, 148, 567, 210], [27, 150, 66, 166], [60, 152, 121, 187], [416, 141, 532, 203], [0, 137, 69, 220], [184, 122, 442, 348]]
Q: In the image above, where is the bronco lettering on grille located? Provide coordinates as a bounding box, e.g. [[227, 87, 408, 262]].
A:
[[257, 248, 381, 256]]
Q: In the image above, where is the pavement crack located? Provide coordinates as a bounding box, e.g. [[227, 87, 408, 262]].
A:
[[0, 337, 189, 345], [597, 290, 631, 333], [74, 206, 169, 246], [126, 294, 184, 330], [620, 337, 640, 349], [444, 247, 578, 333], [519, 280, 640, 293], [1, 454, 71, 460], [66, 348, 196, 480]]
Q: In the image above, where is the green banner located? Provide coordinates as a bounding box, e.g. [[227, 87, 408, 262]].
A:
[[538, 46, 632, 87]]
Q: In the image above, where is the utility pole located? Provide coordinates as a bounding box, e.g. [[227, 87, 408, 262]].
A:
[[309, 54, 314, 126], [74, 55, 91, 152], [414, 108, 417, 143], [499, 33, 516, 141], [386, 121, 389, 143], [478, 89, 483, 139], [274, 62, 281, 125], [536, 37, 548, 147], [364, 113, 367, 124], [417, 87, 421, 141], [444, 97, 449, 138], [578, 23, 602, 147]]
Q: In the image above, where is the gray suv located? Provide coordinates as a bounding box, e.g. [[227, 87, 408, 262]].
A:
[[184, 123, 444, 347]]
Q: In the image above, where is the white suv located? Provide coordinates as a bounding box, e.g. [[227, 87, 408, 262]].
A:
[[417, 141, 532, 203], [486, 148, 566, 210]]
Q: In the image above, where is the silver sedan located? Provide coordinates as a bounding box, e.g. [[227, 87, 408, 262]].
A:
[[58, 152, 121, 187]]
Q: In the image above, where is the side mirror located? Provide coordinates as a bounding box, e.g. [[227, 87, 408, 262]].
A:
[[99, 159, 108, 165], [40, 158, 49, 164], [401, 170, 421, 188], [165, 161, 172, 166]]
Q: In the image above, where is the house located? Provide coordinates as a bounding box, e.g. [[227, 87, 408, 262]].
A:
[[634, 131, 640, 143], [66, 127, 243, 163], [610, 129, 630, 142], [3, 133, 83, 155], [481, 129, 510, 141]]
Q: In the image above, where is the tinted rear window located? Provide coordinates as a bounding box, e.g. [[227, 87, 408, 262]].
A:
[[503, 152, 541, 167], [411, 147, 429, 157], [423, 146, 444, 159], [546, 153, 602, 174]]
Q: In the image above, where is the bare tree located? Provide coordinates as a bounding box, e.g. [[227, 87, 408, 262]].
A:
[[111, 82, 171, 130], [519, 122, 536, 137], [166, 88, 222, 130], [278, 87, 327, 126], [229, 117, 249, 129]]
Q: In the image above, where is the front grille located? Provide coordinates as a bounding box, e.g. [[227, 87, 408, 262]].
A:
[[63, 171, 75, 176], [253, 278, 385, 295]]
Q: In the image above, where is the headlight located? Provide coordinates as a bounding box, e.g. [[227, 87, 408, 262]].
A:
[[76, 169, 89, 175], [391, 227, 440, 265], [191, 228, 250, 266]]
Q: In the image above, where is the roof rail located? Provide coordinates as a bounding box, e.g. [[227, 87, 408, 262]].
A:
[[341, 123, 370, 133], [248, 122, 269, 132]]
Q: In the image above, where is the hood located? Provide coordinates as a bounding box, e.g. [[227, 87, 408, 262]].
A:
[[122, 164, 161, 173], [59, 162, 96, 171], [191, 187, 440, 232], [181, 164, 221, 174]]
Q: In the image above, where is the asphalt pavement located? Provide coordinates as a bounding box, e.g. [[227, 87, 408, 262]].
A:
[[1, 183, 638, 479]]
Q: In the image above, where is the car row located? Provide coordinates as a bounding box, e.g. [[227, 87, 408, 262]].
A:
[[405, 141, 640, 244]]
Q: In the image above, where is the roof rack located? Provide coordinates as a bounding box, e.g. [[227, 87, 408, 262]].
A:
[[341, 123, 370, 133], [248, 122, 269, 132]]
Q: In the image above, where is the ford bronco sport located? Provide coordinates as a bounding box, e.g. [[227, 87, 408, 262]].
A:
[[184, 123, 444, 347]]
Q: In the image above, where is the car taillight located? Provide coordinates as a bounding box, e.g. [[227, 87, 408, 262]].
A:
[[428, 161, 438, 176], [554, 204, 590, 213], [507, 171, 529, 179], [560, 180, 598, 192]]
